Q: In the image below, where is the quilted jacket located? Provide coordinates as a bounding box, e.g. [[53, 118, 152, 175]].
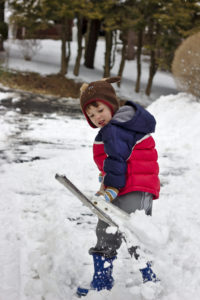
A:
[[93, 101, 160, 199]]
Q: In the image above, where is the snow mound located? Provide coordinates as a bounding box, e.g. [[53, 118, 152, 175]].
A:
[[1, 92, 200, 300]]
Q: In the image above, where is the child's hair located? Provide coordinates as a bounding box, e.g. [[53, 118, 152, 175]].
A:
[[85, 101, 99, 113]]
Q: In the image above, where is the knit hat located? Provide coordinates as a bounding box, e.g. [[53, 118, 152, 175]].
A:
[[80, 77, 121, 128]]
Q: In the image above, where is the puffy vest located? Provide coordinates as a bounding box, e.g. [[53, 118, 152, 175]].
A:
[[93, 136, 160, 199]]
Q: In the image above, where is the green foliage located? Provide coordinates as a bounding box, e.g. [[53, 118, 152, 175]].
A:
[[9, 0, 45, 37], [8, 0, 200, 93], [154, 0, 200, 69], [9, 0, 200, 52], [79, 0, 124, 31], [132, 0, 200, 70], [9, 0, 90, 36]]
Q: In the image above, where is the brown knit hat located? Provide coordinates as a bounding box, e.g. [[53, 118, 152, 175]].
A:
[[80, 77, 121, 128]]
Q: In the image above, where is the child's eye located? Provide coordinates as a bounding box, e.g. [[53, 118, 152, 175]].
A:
[[98, 109, 103, 113]]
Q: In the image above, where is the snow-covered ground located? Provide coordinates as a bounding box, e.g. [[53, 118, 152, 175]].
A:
[[0, 38, 200, 300], [1, 91, 200, 300]]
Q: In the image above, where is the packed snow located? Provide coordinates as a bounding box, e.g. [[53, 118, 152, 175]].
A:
[[0, 37, 200, 300]]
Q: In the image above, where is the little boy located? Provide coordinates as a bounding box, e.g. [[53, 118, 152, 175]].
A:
[[77, 77, 160, 296]]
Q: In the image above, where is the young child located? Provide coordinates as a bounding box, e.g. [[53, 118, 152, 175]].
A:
[[77, 76, 160, 296]]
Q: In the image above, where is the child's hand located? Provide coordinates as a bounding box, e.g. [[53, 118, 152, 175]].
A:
[[98, 172, 103, 183], [95, 182, 105, 196], [104, 187, 119, 202]]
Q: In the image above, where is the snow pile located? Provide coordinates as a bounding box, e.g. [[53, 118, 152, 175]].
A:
[[0, 91, 200, 300]]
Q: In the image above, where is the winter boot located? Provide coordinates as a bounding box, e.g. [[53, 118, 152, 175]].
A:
[[140, 262, 158, 283], [77, 254, 116, 297]]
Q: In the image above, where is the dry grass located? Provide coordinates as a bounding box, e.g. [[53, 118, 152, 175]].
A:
[[0, 69, 82, 98]]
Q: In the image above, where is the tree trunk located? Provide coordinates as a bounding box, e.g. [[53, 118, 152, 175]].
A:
[[60, 17, 71, 75], [60, 36, 67, 75], [126, 29, 135, 60], [117, 38, 127, 87], [84, 19, 90, 61], [73, 16, 83, 76], [145, 49, 158, 96], [135, 30, 143, 93], [0, 0, 5, 51], [84, 19, 101, 69], [145, 19, 159, 96], [103, 30, 113, 78], [66, 41, 71, 71]]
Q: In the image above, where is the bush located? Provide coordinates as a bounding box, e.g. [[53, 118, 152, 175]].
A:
[[172, 32, 200, 99], [17, 39, 41, 61]]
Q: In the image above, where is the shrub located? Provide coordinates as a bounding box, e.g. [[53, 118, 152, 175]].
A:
[[17, 39, 41, 61], [172, 32, 200, 99]]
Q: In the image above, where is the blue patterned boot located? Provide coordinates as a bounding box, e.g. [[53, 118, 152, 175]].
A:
[[77, 254, 116, 297], [140, 262, 158, 283]]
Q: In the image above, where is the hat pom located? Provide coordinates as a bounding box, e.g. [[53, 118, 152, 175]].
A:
[[80, 83, 89, 95]]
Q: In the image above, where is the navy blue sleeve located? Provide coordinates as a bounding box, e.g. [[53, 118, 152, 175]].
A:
[[101, 124, 135, 189]]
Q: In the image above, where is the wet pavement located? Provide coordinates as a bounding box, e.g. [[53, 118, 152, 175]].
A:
[[0, 86, 81, 115], [0, 87, 83, 166]]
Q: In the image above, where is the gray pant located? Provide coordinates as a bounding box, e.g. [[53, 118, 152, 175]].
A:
[[89, 191, 153, 258]]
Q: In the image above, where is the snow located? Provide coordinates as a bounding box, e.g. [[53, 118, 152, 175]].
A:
[[0, 37, 200, 300]]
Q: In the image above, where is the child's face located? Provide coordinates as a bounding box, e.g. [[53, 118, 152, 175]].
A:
[[86, 102, 112, 128]]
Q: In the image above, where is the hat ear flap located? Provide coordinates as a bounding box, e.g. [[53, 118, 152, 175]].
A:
[[80, 83, 89, 95], [103, 76, 121, 84]]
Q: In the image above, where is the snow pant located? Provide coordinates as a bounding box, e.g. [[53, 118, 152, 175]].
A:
[[89, 191, 153, 258]]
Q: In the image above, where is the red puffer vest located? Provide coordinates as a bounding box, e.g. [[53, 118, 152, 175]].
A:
[[93, 135, 160, 199]]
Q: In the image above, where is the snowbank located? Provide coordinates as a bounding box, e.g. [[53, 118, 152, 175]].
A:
[[1, 91, 200, 300]]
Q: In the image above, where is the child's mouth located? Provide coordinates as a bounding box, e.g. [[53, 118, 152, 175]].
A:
[[98, 120, 105, 126]]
